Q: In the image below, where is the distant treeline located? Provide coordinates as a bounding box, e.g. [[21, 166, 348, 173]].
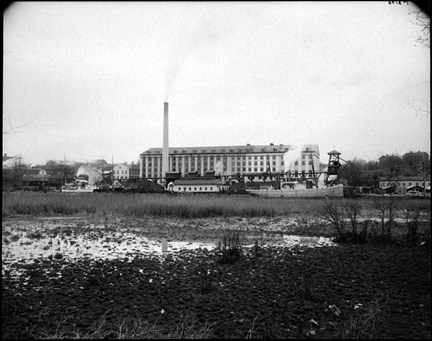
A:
[[338, 153, 430, 187]]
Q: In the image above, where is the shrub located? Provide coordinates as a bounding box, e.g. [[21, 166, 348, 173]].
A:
[[372, 195, 398, 239], [216, 231, 242, 265], [321, 198, 347, 242]]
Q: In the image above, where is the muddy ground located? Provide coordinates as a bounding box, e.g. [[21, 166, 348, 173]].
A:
[[2, 215, 431, 339]]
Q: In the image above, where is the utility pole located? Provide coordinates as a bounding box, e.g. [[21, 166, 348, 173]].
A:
[[64, 155, 66, 185], [422, 154, 426, 198], [15, 155, 23, 188]]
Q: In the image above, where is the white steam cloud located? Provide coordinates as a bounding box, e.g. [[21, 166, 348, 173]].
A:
[[214, 160, 223, 176], [283, 144, 304, 172]]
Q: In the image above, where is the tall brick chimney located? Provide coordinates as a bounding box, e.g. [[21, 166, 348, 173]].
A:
[[162, 102, 169, 179]]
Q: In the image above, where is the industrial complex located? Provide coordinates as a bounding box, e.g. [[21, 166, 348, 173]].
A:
[[139, 102, 321, 182]]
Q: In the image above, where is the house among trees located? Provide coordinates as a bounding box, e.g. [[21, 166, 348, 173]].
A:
[[402, 151, 429, 167]]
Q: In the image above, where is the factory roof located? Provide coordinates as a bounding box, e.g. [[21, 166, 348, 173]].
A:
[[141, 144, 319, 156]]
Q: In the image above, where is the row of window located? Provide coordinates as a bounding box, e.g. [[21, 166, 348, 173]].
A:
[[145, 164, 314, 174], [381, 181, 430, 187], [114, 175, 139, 180], [115, 170, 140, 175], [147, 161, 316, 170], [145, 155, 316, 166], [176, 186, 215, 191], [147, 160, 315, 166]]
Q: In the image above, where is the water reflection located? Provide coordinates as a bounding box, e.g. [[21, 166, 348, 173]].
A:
[[2, 222, 336, 279]]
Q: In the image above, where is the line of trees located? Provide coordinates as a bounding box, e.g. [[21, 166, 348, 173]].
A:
[[338, 153, 430, 187]]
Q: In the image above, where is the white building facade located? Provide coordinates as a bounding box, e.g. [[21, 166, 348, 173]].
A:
[[113, 163, 130, 180], [113, 163, 141, 180], [139, 144, 320, 179]]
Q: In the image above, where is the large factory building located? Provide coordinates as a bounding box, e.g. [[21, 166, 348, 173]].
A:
[[139, 143, 320, 180]]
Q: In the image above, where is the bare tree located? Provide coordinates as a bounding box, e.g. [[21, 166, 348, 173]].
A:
[[322, 198, 347, 241], [408, 5, 430, 48], [2, 115, 31, 135]]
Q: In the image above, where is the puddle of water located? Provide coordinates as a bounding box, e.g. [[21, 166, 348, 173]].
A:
[[2, 220, 337, 280]]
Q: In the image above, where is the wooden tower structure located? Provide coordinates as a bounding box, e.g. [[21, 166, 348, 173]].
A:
[[325, 150, 342, 185]]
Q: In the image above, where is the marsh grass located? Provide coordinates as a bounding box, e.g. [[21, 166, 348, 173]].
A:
[[5, 192, 429, 219], [335, 302, 385, 339], [2, 192, 292, 218], [30, 310, 214, 339]]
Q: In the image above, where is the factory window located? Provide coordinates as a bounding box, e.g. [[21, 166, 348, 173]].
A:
[[416, 182, 419, 186], [397, 182, 400, 186], [408, 182, 412, 186], [184, 188, 186, 191], [205, 187, 207, 190], [189, 187, 191, 191], [309, 161, 313, 165], [402, 182, 406, 187], [295, 161, 298, 165], [199, 187, 202, 190], [194, 187, 197, 190], [210, 187, 213, 190], [302, 161, 305, 166]]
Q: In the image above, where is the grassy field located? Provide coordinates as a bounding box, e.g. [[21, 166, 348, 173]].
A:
[[2, 192, 430, 219]]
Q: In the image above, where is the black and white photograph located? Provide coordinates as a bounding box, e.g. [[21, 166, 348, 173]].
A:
[[2, 1, 430, 339]]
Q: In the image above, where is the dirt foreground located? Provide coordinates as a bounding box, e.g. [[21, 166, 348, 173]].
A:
[[2, 215, 431, 339]]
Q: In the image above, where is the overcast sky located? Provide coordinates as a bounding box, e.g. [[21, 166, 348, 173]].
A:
[[3, 1, 430, 166]]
